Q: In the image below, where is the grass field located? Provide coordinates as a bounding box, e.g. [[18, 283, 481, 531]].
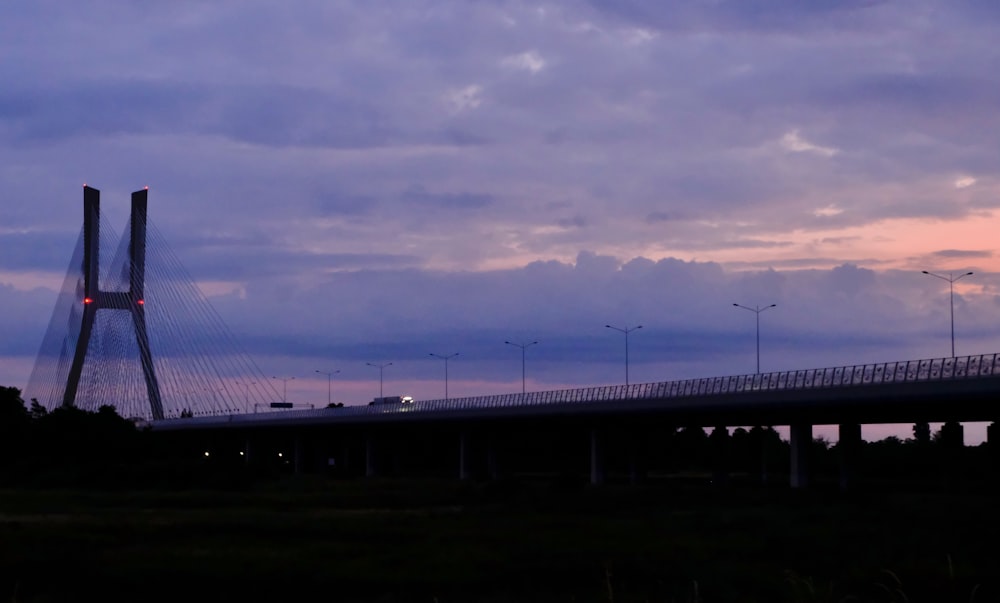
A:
[[1, 475, 997, 603]]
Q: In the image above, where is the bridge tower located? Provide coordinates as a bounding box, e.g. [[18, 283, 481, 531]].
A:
[[63, 186, 164, 420]]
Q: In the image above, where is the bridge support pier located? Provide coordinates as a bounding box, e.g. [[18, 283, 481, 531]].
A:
[[710, 426, 730, 486], [459, 431, 471, 480], [365, 434, 377, 478], [838, 423, 862, 491], [590, 428, 605, 486], [294, 437, 304, 475], [479, 429, 500, 481], [789, 422, 812, 489], [627, 427, 647, 486], [754, 426, 775, 486]]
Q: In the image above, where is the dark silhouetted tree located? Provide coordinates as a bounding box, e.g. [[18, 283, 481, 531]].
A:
[[29, 399, 48, 420], [933, 421, 964, 450], [0, 387, 29, 479]]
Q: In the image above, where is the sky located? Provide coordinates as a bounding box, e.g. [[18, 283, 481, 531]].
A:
[[2, 1, 999, 442]]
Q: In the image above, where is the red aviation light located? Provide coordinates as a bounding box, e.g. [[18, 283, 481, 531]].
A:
[[83, 297, 93, 304], [137, 299, 145, 305]]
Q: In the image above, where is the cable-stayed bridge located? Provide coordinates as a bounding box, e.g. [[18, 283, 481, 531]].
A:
[[23, 187, 1000, 442], [22, 187, 1000, 488], [25, 186, 281, 420]]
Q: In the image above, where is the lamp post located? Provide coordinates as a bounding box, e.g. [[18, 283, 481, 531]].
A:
[[271, 376, 294, 404], [505, 340, 539, 395], [315, 369, 340, 406], [733, 303, 777, 374], [366, 362, 392, 398], [605, 324, 642, 386], [922, 270, 974, 357], [429, 353, 459, 400]]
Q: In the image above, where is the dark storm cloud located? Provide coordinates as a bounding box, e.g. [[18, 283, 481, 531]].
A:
[[0, 80, 395, 150], [160, 232, 420, 279], [0, 284, 59, 355], [313, 192, 378, 217], [585, 0, 890, 34], [0, 230, 79, 272], [724, 258, 892, 271], [691, 239, 794, 251], [645, 211, 688, 224], [556, 215, 587, 229], [932, 249, 993, 259], [402, 186, 495, 210]]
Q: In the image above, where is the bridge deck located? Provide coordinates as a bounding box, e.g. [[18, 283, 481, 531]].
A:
[[151, 352, 1000, 430]]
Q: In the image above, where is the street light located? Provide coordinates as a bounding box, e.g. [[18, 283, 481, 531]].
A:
[[733, 303, 777, 374], [366, 362, 392, 398], [505, 340, 539, 395], [922, 270, 974, 357], [315, 369, 340, 406], [429, 353, 459, 400], [271, 376, 295, 403], [605, 324, 642, 386]]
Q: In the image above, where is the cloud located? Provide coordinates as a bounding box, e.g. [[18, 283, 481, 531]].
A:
[[584, 0, 891, 34], [932, 249, 993, 259], [402, 185, 495, 210], [0, 80, 401, 150], [446, 85, 484, 113], [0, 230, 80, 272], [645, 210, 690, 223], [501, 51, 546, 74], [781, 130, 839, 157], [813, 205, 844, 217]]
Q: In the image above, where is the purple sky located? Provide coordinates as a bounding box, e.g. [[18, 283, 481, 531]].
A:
[[2, 1, 999, 442]]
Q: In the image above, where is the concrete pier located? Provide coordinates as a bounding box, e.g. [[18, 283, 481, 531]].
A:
[[838, 423, 862, 491], [590, 428, 605, 485], [789, 422, 812, 489]]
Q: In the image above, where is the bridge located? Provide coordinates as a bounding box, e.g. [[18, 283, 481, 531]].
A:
[[151, 351, 1000, 488], [25, 187, 1000, 489]]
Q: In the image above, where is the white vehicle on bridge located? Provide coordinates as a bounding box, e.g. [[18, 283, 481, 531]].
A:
[[369, 395, 414, 405]]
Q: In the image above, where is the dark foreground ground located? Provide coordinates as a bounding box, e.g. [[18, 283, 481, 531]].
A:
[[1, 475, 997, 603]]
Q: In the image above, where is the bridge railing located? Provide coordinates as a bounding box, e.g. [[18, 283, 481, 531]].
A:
[[170, 353, 1000, 425], [271, 352, 1000, 420]]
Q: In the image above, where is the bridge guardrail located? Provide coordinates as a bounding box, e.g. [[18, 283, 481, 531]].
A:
[[175, 352, 999, 425], [413, 354, 995, 413]]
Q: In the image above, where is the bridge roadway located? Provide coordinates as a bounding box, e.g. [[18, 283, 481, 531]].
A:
[[151, 352, 1000, 488]]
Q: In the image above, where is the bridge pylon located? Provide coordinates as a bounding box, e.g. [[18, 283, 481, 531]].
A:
[[62, 186, 164, 420]]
